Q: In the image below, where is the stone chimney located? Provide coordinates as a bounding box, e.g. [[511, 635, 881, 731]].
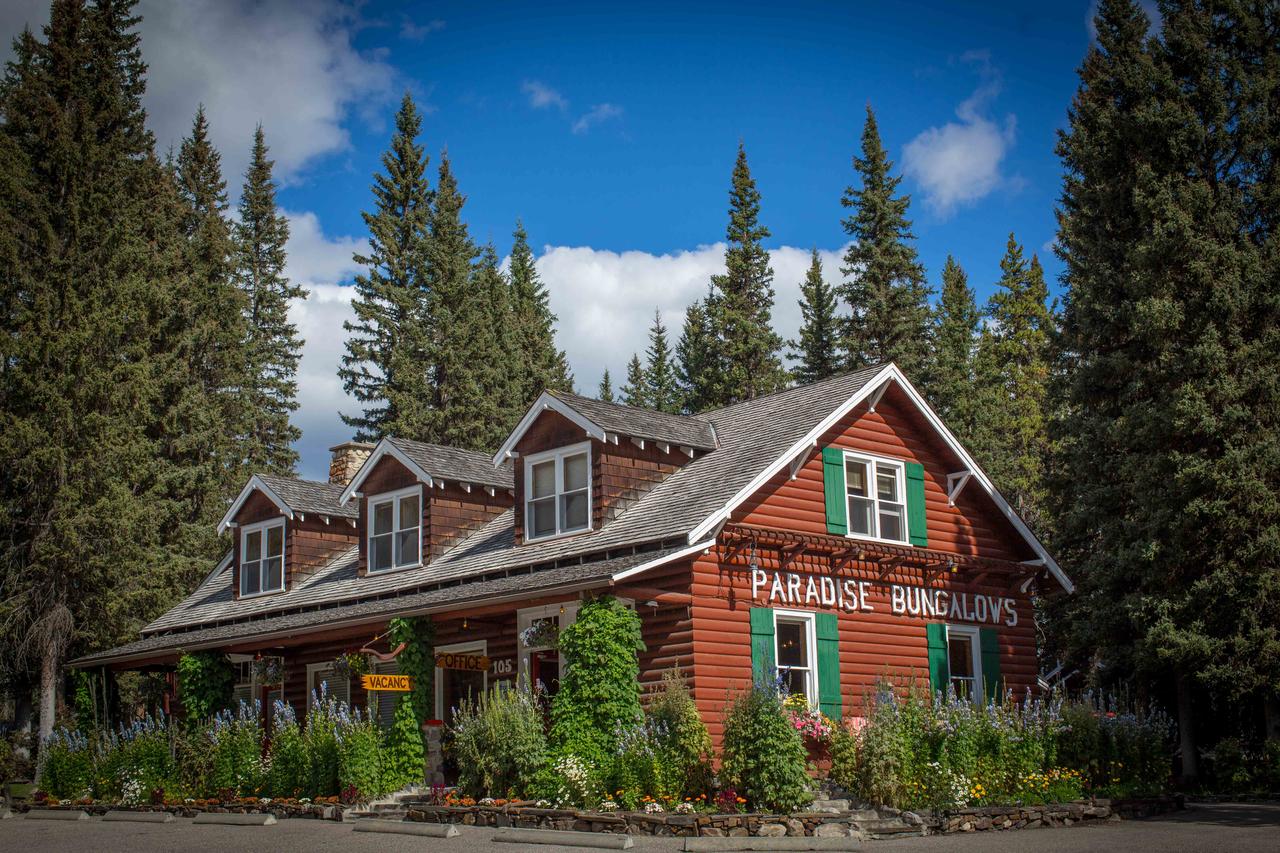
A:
[[329, 441, 374, 486]]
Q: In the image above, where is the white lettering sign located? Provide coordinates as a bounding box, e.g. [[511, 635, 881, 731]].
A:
[[750, 568, 1017, 627]]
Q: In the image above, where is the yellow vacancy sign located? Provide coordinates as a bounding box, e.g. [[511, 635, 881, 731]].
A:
[[361, 673, 412, 692]]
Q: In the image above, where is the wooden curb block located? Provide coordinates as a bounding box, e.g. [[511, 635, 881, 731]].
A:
[[492, 828, 635, 849], [683, 838, 861, 852], [103, 810, 175, 823], [192, 812, 277, 826], [353, 821, 459, 838], [24, 809, 89, 821]]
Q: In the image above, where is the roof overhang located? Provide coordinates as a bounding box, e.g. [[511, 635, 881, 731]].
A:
[[609, 539, 717, 583], [339, 437, 435, 505], [217, 475, 294, 535], [686, 364, 1074, 594], [492, 391, 607, 466]]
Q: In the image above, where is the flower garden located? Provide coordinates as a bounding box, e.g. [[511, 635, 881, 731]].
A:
[[31, 596, 1180, 835]]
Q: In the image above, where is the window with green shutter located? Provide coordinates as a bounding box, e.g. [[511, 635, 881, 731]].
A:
[[926, 623, 949, 695], [821, 448, 847, 535], [749, 607, 776, 689], [905, 461, 927, 546], [815, 612, 841, 720]]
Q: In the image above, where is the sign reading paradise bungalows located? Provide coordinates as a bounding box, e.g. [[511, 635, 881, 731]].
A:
[[750, 568, 1019, 626], [361, 673, 412, 692]]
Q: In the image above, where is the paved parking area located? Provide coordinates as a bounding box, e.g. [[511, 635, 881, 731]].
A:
[[1, 801, 1276, 852]]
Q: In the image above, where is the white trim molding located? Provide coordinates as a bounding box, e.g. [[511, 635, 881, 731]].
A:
[[366, 483, 424, 574], [610, 539, 717, 583], [339, 438, 434, 505], [218, 475, 293, 535], [523, 440, 593, 542], [238, 517, 286, 598], [946, 471, 973, 506], [492, 392, 606, 467]]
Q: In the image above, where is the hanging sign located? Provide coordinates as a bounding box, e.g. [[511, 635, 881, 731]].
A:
[[435, 651, 490, 672], [361, 673, 413, 692]]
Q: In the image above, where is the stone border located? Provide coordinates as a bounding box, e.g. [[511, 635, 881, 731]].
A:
[[939, 798, 1129, 833], [19, 802, 344, 821]]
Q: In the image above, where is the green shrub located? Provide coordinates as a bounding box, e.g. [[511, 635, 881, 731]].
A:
[[549, 596, 645, 768], [304, 684, 342, 797], [720, 685, 811, 813], [266, 701, 308, 798], [207, 701, 265, 797], [387, 617, 435, 727], [608, 718, 687, 809], [450, 682, 548, 799], [94, 712, 178, 801], [176, 652, 234, 722], [36, 728, 93, 799], [381, 694, 424, 793], [646, 668, 714, 797], [337, 708, 383, 800]]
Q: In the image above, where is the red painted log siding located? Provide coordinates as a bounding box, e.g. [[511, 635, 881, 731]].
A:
[[356, 455, 423, 576], [691, 386, 1040, 746], [427, 482, 510, 559], [631, 560, 696, 702], [287, 516, 358, 587], [230, 491, 285, 600]]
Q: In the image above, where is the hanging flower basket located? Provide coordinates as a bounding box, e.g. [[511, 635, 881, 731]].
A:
[[519, 618, 559, 649], [331, 651, 370, 680], [251, 657, 285, 686]]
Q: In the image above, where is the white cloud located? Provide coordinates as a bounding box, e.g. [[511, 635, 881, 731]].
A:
[[0, 1, 398, 188], [400, 17, 445, 41], [902, 51, 1016, 216], [521, 80, 569, 112], [571, 103, 623, 135]]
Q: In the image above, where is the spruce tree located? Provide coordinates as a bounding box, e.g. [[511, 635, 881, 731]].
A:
[[643, 309, 680, 413], [705, 143, 789, 404], [339, 92, 433, 442], [923, 256, 980, 441], [839, 106, 932, 374], [789, 248, 841, 384], [676, 295, 718, 413], [475, 242, 523, 437], [235, 126, 304, 475], [621, 354, 648, 408], [510, 220, 572, 402], [597, 369, 615, 402]]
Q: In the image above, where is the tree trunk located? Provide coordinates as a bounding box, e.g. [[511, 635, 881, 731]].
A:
[[13, 685, 33, 765], [1265, 694, 1280, 743], [1176, 671, 1199, 785], [33, 645, 59, 785]]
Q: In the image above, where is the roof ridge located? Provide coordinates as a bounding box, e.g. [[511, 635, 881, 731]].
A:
[[694, 364, 889, 419], [387, 436, 496, 457], [550, 389, 709, 424]]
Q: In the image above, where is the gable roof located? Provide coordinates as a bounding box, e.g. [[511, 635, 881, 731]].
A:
[[217, 474, 356, 534], [340, 437, 512, 503]]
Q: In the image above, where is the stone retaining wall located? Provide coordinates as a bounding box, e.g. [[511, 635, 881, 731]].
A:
[[20, 802, 343, 820], [940, 800, 1114, 832]]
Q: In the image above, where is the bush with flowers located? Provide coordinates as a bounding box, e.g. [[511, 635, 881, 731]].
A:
[[93, 710, 178, 801], [36, 728, 94, 799], [782, 693, 835, 744], [267, 701, 308, 799], [720, 683, 812, 813], [208, 700, 266, 797]]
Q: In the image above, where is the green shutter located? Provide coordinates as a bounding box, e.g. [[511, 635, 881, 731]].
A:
[[980, 628, 1003, 704], [905, 461, 927, 546], [822, 447, 847, 535], [815, 612, 841, 720], [926, 623, 949, 695], [749, 607, 776, 689]]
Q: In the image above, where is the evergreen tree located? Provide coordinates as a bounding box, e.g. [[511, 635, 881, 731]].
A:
[[234, 126, 304, 475], [923, 256, 980, 441], [475, 242, 523, 438], [839, 106, 932, 374], [705, 143, 789, 404], [621, 354, 648, 408], [509, 220, 572, 402], [789, 248, 841, 384], [643, 309, 680, 413], [1049, 0, 1280, 774], [675, 295, 718, 413], [597, 369, 615, 402], [339, 92, 433, 442]]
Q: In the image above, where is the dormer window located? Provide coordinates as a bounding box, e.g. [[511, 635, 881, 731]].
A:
[[240, 519, 284, 596], [525, 442, 591, 541], [368, 485, 422, 573]]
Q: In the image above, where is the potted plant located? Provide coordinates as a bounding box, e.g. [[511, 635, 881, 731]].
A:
[[519, 618, 559, 650], [331, 651, 370, 680], [251, 656, 285, 686]]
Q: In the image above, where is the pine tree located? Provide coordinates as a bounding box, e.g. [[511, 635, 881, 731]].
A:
[[510, 220, 572, 402], [621, 354, 648, 408], [475, 242, 524, 438], [597, 369, 615, 402], [789, 248, 841, 384], [705, 143, 789, 404], [643, 309, 680, 413], [676, 295, 718, 413], [235, 126, 304, 475], [923, 256, 980, 440], [839, 106, 932, 374], [339, 92, 433, 442], [1049, 0, 1280, 774]]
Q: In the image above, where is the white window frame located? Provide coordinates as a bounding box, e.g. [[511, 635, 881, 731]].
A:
[[239, 518, 286, 597], [516, 601, 581, 687], [841, 450, 910, 545], [523, 441, 593, 542], [773, 608, 817, 706], [306, 661, 351, 710], [366, 484, 423, 574], [229, 654, 284, 711], [434, 640, 489, 720], [945, 623, 984, 703]]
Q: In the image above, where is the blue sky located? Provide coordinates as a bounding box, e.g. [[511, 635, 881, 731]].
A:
[[2, 0, 1103, 480]]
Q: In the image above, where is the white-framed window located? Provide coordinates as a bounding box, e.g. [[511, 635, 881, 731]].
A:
[[367, 484, 422, 573], [240, 519, 285, 596], [306, 661, 351, 709], [434, 640, 488, 724], [773, 609, 817, 705], [945, 624, 983, 701], [524, 442, 592, 541], [843, 451, 909, 544], [229, 656, 284, 712]]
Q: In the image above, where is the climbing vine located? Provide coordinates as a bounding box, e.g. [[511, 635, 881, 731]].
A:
[[387, 616, 435, 724], [175, 651, 234, 721]]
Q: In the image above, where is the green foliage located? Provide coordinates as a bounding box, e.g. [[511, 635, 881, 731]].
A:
[[450, 683, 548, 799], [36, 729, 93, 800], [676, 296, 719, 413], [93, 712, 178, 802], [208, 702, 265, 797], [621, 354, 647, 408], [337, 711, 383, 800], [176, 652, 234, 722], [720, 685, 811, 813], [642, 309, 680, 413], [549, 596, 645, 767], [266, 701, 308, 799], [608, 719, 685, 809], [381, 695, 425, 792], [510, 219, 573, 403], [387, 616, 435, 726], [597, 369, 615, 402], [304, 685, 342, 797], [922, 256, 980, 441], [789, 249, 841, 384], [644, 668, 714, 797]]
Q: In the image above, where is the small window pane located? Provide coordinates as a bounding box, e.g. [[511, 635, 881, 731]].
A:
[[879, 502, 905, 542], [563, 453, 588, 491], [780, 667, 808, 700], [531, 460, 555, 498], [242, 562, 260, 595], [244, 531, 262, 562], [373, 500, 393, 535], [266, 524, 283, 557], [371, 533, 392, 571], [846, 459, 870, 497], [848, 496, 875, 536], [562, 491, 588, 531], [396, 528, 419, 566], [876, 466, 899, 501], [265, 556, 283, 590], [399, 494, 419, 529], [948, 635, 974, 678], [530, 497, 556, 538], [776, 621, 807, 667]]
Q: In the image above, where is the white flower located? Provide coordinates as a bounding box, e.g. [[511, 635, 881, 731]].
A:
[[644, 802, 665, 814], [599, 800, 619, 811], [675, 801, 695, 814], [59, 799, 71, 806], [534, 799, 551, 808], [479, 797, 496, 806]]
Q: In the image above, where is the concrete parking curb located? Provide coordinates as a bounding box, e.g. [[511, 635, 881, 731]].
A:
[[492, 827, 635, 848], [24, 809, 89, 821], [103, 810, 175, 823], [192, 812, 277, 826], [353, 821, 459, 837], [683, 838, 861, 852]]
